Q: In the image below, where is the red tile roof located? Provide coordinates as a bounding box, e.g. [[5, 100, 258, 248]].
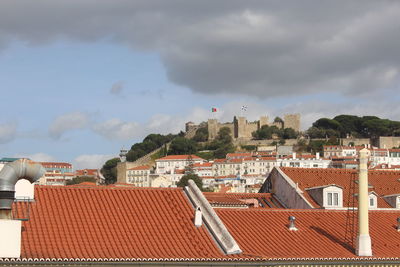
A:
[[218, 209, 400, 259], [75, 169, 99, 176], [193, 162, 212, 168], [15, 186, 227, 260], [40, 162, 73, 168], [280, 167, 400, 208], [156, 155, 204, 161], [127, 165, 151, 170]]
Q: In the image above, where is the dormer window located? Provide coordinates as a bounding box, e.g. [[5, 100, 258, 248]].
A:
[[368, 193, 377, 209], [327, 192, 339, 206], [306, 184, 343, 208]]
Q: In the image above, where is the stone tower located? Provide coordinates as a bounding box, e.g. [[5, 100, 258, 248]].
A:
[[259, 116, 269, 129], [234, 116, 248, 139], [284, 114, 301, 132], [208, 119, 219, 140]]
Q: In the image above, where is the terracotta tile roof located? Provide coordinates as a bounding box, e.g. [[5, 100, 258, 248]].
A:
[[218, 209, 400, 259], [127, 165, 150, 170], [40, 162, 73, 168], [15, 186, 227, 260], [193, 162, 212, 168], [156, 155, 204, 161], [75, 169, 98, 176], [280, 167, 399, 208]]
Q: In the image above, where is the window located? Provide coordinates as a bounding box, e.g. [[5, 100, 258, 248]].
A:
[[327, 192, 339, 206], [369, 197, 374, 207]]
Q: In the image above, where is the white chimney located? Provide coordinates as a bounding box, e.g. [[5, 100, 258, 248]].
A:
[[356, 148, 372, 256], [194, 206, 202, 227], [292, 152, 296, 160], [316, 152, 320, 160]]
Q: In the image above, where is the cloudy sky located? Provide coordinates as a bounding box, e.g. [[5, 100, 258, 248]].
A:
[[1, 0, 400, 169]]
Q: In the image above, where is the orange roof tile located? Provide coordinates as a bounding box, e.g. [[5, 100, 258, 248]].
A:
[[15, 186, 227, 260], [280, 167, 398, 208], [218, 209, 400, 259], [127, 165, 151, 170]]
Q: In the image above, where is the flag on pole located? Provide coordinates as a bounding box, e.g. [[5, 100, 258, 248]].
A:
[[211, 107, 217, 112], [241, 105, 248, 111]]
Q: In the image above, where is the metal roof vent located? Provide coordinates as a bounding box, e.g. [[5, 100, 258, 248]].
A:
[[288, 216, 298, 231], [397, 217, 400, 232]]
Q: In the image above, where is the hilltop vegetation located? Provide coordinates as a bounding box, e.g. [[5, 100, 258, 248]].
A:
[[101, 114, 400, 184], [307, 115, 400, 139]]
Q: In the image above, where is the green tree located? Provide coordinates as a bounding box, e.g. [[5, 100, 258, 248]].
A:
[[312, 118, 341, 130], [282, 128, 298, 139], [208, 127, 235, 158], [252, 125, 281, 140], [100, 158, 120, 184], [66, 176, 97, 185], [192, 127, 208, 142], [168, 137, 198, 155], [126, 133, 177, 162], [176, 173, 204, 191]]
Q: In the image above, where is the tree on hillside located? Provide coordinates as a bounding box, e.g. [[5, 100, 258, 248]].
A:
[[176, 173, 204, 191], [192, 127, 208, 142], [274, 116, 284, 124], [312, 118, 341, 130], [282, 128, 298, 139], [208, 127, 235, 158], [168, 137, 198, 155], [126, 133, 176, 162], [252, 125, 281, 139], [66, 176, 97, 185], [100, 158, 120, 184]]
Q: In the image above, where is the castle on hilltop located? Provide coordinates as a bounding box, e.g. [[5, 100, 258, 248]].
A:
[[186, 114, 301, 141]]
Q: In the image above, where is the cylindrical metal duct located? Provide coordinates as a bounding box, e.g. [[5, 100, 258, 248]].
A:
[[0, 159, 45, 210]]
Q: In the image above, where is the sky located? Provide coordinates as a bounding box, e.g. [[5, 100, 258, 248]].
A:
[[1, 0, 400, 170]]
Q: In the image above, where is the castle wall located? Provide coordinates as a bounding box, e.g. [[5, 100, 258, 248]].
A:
[[207, 114, 301, 141], [208, 119, 219, 140], [341, 138, 370, 146], [259, 116, 269, 128], [284, 114, 301, 132], [246, 122, 258, 138], [379, 136, 400, 149]]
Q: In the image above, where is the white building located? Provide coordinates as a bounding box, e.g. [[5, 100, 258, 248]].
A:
[[126, 165, 151, 187], [155, 155, 205, 174], [277, 153, 331, 169]]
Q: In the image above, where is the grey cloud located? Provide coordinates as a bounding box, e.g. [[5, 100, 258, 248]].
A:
[[49, 111, 90, 139], [1, 1, 400, 97], [0, 122, 17, 144]]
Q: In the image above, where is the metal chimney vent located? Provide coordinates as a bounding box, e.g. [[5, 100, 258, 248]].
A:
[[288, 216, 298, 231]]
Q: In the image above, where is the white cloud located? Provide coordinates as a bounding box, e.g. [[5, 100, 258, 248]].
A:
[[73, 154, 116, 170], [0, 122, 17, 144], [49, 111, 90, 139], [92, 118, 142, 140]]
